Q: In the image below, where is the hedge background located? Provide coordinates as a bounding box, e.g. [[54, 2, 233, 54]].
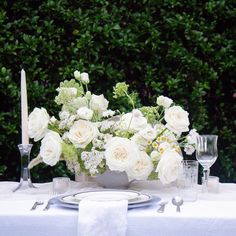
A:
[[0, 0, 235, 182]]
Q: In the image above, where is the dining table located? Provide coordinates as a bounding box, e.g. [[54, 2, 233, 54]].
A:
[[0, 180, 236, 236]]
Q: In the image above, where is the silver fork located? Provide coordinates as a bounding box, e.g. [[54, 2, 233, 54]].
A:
[[30, 201, 44, 210], [43, 199, 54, 211]]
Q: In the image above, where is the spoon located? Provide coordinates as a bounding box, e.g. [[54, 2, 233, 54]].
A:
[[172, 196, 183, 212]]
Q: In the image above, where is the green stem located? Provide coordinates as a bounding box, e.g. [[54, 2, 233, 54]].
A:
[[124, 90, 135, 109], [156, 127, 167, 138], [85, 84, 88, 92]]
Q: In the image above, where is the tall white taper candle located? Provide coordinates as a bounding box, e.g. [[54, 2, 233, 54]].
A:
[[21, 69, 29, 145]]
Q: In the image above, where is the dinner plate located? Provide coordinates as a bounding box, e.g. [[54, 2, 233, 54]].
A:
[[54, 193, 161, 210], [73, 190, 140, 203]]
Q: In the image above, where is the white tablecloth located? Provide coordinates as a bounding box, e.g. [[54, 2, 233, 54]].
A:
[[0, 180, 236, 236]]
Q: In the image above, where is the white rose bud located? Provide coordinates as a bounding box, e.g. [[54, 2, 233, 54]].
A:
[[74, 70, 81, 80], [156, 95, 173, 108], [80, 72, 89, 84]]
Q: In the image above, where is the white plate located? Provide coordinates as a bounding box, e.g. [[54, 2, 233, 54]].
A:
[[59, 190, 152, 205], [55, 194, 160, 210], [73, 190, 140, 202]]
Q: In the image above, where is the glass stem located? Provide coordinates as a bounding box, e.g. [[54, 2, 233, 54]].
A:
[[202, 168, 210, 193]]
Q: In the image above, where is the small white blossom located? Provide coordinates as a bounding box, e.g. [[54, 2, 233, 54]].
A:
[[59, 111, 70, 120], [184, 144, 195, 155], [102, 109, 115, 118], [49, 116, 57, 124]]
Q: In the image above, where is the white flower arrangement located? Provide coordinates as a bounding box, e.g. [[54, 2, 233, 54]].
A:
[[28, 71, 198, 185]]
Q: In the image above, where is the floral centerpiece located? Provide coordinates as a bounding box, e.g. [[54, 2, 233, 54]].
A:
[[28, 71, 198, 185]]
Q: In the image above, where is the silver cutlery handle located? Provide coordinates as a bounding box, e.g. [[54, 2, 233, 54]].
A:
[[43, 201, 52, 211], [177, 205, 181, 212], [157, 204, 165, 213], [31, 202, 38, 211]]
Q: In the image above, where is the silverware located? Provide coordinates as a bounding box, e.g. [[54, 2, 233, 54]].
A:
[[156, 201, 169, 213], [172, 196, 184, 212], [43, 199, 54, 211], [30, 201, 44, 210]]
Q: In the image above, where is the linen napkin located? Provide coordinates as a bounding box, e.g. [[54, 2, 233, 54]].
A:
[[78, 199, 128, 236]]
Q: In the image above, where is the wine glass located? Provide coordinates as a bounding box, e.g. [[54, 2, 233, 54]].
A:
[[195, 135, 218, 192]]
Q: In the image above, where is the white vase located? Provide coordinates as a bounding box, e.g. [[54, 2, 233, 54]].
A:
[[95, 170, 132, 189]]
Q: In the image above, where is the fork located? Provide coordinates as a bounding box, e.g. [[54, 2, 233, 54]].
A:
[[30, 201, 44, 210]]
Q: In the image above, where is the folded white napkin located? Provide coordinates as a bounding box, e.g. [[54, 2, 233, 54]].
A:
[[78, 199, 128, 236]]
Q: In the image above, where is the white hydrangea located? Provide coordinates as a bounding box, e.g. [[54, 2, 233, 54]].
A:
[[81, 150, 105, 175]]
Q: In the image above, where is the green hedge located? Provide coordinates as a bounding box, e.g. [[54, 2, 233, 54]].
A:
[[0, 0, 235, 182]]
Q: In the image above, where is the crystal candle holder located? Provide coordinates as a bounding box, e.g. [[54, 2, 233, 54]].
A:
[[13, 144, 36, 192]]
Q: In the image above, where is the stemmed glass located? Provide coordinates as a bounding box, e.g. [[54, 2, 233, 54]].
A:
[[195, 135, 218, 192]]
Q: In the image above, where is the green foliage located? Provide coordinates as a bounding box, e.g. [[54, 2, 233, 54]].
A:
[[0, 0, 235, 182]]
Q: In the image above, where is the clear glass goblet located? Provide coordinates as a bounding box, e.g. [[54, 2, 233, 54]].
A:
[[196, 135, 218, 192]]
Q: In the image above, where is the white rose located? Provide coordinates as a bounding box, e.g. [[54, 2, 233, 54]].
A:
[[80, 72, 89, 84], [39, 131, 62, 166], [164, 106, 190, 135], [156, 95, 173, 108], [77, 107, 93, 120], [127, 151, 153, 180], [68, 120, 98, 148], [28, 107, 50, 141], [105, 137, 140, 172], [156, 150, 183, 184], [89, 94, 109, 113], [120, 109, 148, 133]]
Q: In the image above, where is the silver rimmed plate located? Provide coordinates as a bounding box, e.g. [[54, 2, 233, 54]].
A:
[[57, 190, 160, 209], [73, 190, 141, 203]]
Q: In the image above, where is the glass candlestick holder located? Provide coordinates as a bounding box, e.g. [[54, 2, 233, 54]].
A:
[[13, 144, 36, 192]]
